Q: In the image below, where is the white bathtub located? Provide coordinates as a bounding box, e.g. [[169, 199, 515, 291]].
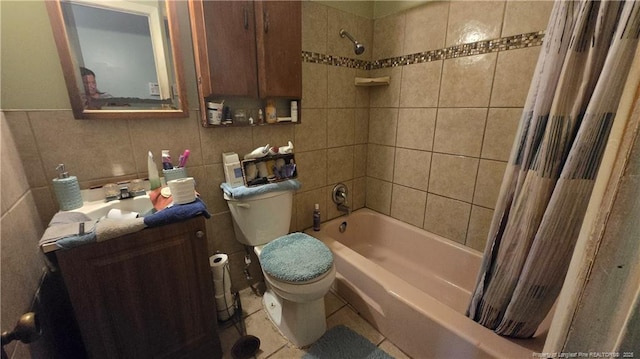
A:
[[307, 209, 550, 359]]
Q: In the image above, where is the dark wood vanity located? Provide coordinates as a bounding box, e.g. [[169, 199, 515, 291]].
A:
[[55, 217, 222, 358]]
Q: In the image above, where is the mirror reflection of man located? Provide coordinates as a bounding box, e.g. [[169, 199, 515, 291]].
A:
[[80, 67, 112, 109]]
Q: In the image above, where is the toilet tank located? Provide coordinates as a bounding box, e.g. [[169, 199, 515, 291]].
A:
[[225, 190, 294, 246]]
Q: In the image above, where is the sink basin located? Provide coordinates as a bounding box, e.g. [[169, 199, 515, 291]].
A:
[[41, 188, 155, 253], [75, 195, 154, 221]]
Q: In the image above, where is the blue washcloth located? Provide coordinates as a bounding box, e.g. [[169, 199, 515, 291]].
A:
[[56, 232, 97, 249], [143, 198, 211, 228], [221, 179, 301, 199], [40, 211, 96, 249], [259, 232, 333, 282]]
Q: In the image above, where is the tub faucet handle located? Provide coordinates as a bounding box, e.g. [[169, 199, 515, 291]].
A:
[[332, 183, 351, 215], [332, 183, 348, 205]]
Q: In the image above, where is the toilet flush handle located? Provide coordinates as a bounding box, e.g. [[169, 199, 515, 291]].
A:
[[237, 203, 250, 209]]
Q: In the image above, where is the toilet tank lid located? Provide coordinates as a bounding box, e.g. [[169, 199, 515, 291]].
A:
[[260, 233, 333, 283], [221, 179, 301, 200]]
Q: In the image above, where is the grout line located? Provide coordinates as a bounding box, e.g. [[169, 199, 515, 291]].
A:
[[424, 1, 451, 230], [25, 111, 53, 190], [264, 344, 288, 359]]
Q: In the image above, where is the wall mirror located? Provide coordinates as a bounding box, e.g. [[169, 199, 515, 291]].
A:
[[46, 0, 188, 119]]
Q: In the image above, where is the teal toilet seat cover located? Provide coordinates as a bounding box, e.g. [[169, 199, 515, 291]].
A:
[[260, 233, 333, 283]]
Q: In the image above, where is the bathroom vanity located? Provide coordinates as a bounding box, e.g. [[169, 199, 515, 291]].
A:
[[55, 217, 222, 358]]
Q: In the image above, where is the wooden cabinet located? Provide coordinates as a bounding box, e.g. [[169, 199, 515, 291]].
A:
[[253, 1, 302, 98], [189, 0, 301, 126], [56, 217, 222, 359], [192, 1, 258, 98]]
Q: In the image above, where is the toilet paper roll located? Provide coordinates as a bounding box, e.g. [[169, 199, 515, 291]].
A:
[[106, 208, 139, 219], [213, 278, 231, 295], [167, 177, 196, 205], [210, 253, 236, 321], [215, 292, 236, 321], [209, 253, 230, 281], [217, 303, 235, 321], [215, 292, 233, 306]]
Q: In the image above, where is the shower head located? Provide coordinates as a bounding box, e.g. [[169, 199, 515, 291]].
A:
[[340, 29, 365, 55]]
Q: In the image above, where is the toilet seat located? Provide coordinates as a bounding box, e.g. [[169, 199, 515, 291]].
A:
[[263, 264, 334, 285], [259, 232, 333, 283]]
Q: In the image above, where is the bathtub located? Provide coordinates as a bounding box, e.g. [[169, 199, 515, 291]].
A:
[[307, 209, 550, 359]]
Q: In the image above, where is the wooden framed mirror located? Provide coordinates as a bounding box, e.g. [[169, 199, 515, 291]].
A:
[[46, 0, 188, 119]]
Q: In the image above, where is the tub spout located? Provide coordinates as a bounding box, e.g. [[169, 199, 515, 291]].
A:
[[333, 183, 351, 216], [337, 203, 351, 215]]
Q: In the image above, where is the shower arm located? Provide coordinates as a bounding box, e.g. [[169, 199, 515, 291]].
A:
[[339, 28, 365, 55], [339, 29, 358, 44]]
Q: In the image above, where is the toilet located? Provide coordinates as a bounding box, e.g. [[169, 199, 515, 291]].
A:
[[224, 189, 335, 347]]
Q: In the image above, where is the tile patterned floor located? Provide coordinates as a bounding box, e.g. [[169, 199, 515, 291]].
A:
[[217, 287, 413, 359]]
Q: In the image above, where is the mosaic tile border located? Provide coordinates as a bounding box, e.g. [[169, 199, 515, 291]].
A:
[[303, 31, 545, 70], [302, 52, 370, 70]]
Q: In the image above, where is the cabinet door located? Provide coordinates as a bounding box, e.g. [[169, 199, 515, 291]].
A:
[[254, 1, 302, 98], [56, 217, 221, 359], [196, 1, 258, 98]]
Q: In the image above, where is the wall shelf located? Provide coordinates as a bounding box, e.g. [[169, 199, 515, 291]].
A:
[[354, 76, 390, 87]]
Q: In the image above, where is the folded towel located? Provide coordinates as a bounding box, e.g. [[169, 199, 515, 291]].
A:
[[221, 179, 301, 199], [39, 211, 95, 247], [56, 232, 97, 249], [143, 198, 211, 228], [56, 217, 147, 248], [49, 211, 92, 226], [43, 200, 209, 249], [96, 217, 146, 242]]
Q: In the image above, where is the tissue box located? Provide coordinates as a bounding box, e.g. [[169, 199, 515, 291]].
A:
[[222, 152, 244, 188], [241, 153, 297, 187]]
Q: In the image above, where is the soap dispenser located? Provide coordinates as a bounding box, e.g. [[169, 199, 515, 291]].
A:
[[52, 164, 83, 211]]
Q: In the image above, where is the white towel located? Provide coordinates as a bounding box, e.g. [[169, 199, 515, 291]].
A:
[[39, 211, 96, 247], [95, 218, 146, 242]]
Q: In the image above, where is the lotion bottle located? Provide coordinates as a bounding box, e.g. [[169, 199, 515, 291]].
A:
[[52, 164, 83, 211], [265, 99, 277, 124], [313, 203, 321, 231], [148, 151, 161, 189]]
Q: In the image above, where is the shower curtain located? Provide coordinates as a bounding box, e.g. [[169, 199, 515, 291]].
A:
[[466, 0, 640, 338]]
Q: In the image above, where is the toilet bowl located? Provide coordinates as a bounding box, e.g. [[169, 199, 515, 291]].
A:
[[224, 189, 335, 347]]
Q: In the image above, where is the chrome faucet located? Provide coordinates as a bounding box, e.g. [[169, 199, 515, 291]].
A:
[[104, 180, 145, 201], [332, 183, 351, 215]]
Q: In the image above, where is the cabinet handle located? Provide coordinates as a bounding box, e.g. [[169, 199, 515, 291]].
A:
[[195, 230, 204, 238], [263, 10, 269, 33], [243, 8, 249, 30]]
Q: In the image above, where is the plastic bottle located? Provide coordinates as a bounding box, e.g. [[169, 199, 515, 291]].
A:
[[52, 164, 83, 211], [148, 151, 161, 190], [313, 203, 321, 231], [162, 150, 173, 170], [265, 99, 277, 124], [258, 109, 264, 124], [291, 100, 298, 122]]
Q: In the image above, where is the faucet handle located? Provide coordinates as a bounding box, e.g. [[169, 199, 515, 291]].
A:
[[119, 186, 131, 200], [332, 183, 348, 205]]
